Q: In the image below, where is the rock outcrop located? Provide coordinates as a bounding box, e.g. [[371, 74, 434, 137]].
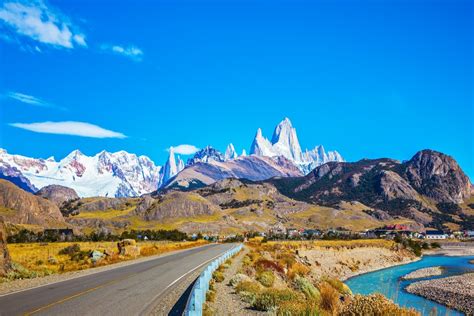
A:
[[404, 150, 471, 203], [270, 150, 472, 228], [36, 185, 79, 207], [0, 179, 65, 226]]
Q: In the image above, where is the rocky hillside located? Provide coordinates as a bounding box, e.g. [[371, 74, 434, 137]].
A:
[[36, 185, 80, 207], [164, 155, 303, 190], [270, 150, 472, 228], [61, 178, 414, 235], [0, 180, 65, 227]]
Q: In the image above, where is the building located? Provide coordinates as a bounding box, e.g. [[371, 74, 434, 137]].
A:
[[424, 230, 447, 239]]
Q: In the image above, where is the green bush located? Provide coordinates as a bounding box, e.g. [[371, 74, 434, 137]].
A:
[[323, 277, 352, 295], [252, 289, 298, 311], [257, 271, 275, 287], [58, 243, 81, 255], [295, 276, 320, 300], [213, 271, 225, 283], [236, 280, 262, 305]]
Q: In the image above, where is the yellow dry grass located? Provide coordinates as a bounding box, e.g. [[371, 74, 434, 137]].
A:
[[74, 207, 135, 219], [264, 239, 396, 250], [7, 240, 208, 277]]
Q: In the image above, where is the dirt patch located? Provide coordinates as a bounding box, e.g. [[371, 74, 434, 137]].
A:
[[298, 246, 417, 281]]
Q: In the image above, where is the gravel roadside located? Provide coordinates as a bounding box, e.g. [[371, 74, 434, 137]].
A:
[[206, 246, 262, 315]]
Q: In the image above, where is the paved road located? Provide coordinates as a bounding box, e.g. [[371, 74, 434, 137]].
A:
[[0, 243, 235, 316]]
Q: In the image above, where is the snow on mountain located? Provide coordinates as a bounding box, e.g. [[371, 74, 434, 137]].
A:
[[157, 147, 185, 188], [224, 143, 238, 161], [249, 118, 343, 173], [0, 149, 161, 197], [186, 146, 226, 165]]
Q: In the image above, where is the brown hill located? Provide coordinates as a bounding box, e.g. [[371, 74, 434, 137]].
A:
[[0, 180, 65, 227]]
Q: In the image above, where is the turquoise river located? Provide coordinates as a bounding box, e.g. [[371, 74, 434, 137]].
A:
[[345, 255, 474, 315]]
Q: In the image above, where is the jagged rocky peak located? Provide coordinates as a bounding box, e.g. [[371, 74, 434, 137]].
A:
[[249, 118, 343, 173], [224, 143, 238, 161], [271, 117, 303, 162], [404, 149, 471, 203], [187, 146, 225, 165], [241, 149, 247, 157], [158, 147, 182, 188]]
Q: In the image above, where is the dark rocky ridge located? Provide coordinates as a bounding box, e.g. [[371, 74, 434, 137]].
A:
[[269, 150, 472, 228]]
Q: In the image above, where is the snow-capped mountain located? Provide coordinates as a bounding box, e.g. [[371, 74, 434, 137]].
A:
[[0, 149, 161, 197], [250, 118, 343, 173], [157, 147, 185, 188], [224, 143, 238, 161], [186, 146, 226, 165]]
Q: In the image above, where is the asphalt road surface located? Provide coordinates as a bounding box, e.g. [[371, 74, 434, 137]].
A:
[[0, 243, 235, 316]]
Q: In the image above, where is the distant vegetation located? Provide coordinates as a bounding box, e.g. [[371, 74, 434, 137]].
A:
[[7, 229, 189, 243]]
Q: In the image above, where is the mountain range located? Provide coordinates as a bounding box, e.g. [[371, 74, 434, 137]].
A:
[[0, 118, 343, 197], [0, 149, 472, 234]]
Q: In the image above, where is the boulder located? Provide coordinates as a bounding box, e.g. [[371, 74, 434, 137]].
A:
[[117, 239, 140, 257]]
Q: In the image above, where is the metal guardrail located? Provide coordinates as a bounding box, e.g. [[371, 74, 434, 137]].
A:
[[184, 244, 243, 316]]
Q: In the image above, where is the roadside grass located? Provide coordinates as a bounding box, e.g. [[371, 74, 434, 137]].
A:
[[4, 240, 208, 282]]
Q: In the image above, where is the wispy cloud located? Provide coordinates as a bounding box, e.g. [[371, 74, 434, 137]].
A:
[[168, 144, 199, 155], [0, 0, 86, 49], [5, 91, 65, 110], [10, 121, 126, 138], [101, 44, 144, 61]]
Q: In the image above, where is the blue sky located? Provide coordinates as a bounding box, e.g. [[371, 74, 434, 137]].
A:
[[0, 0, 472, 178]]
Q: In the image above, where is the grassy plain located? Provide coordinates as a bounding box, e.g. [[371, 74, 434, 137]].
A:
[[4, 240, 208, 281]]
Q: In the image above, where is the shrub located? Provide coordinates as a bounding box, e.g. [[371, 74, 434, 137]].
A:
[[58, 244, 81, 255], [340, 293, 419, 316], [319, 282, 341, 314], [295, 276, 320, 300], [252, 288, 298, 311], [213, 271, 225, 283], [324, 277, 352, 295], [255, 258, 285, 274], [431, 242, 441, 249], [257, 271, 275, 287], [236, 281, 262, 304], [278, 300, 320, 316], [206, 289, 216, 302], [288, 262, 310, 279]]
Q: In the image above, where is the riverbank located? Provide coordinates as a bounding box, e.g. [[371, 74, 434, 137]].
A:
[[297, 244, 419, 281], [406, 273, 474, 315], [401, 266, 443, 280], [424, 242, 474, 256]]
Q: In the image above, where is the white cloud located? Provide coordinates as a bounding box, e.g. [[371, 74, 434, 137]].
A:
[[169, 144, 199, 155], [102, 44, 143, 61], [10, 121, 126, 138], [0, 0, 86, 49], [5, 91, 65, 110]]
